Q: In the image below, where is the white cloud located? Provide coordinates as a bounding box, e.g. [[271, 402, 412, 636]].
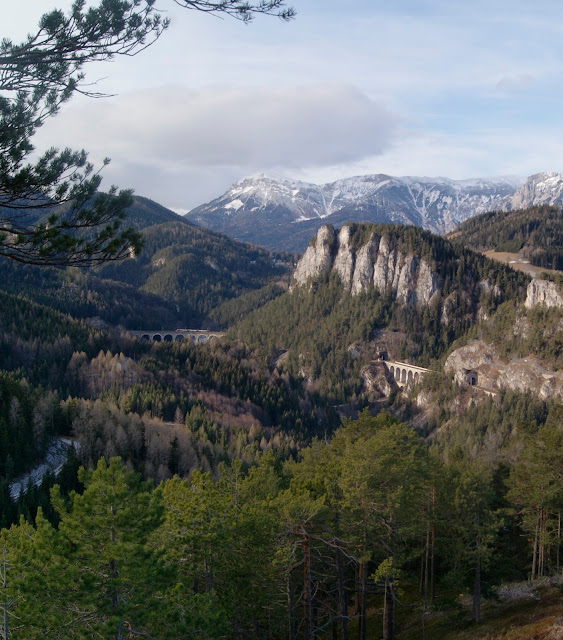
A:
[[33, 83, 398, 207], [36, 84, 397, 168]]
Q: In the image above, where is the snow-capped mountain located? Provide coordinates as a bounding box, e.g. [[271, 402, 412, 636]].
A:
[[185, 172, 563, 252]]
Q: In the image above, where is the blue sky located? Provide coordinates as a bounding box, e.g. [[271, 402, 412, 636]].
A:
[[6, 0, 563, 210]]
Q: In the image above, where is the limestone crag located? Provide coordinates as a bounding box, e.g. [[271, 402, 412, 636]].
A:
[[360, 361, 395, 399], [525, 278, 563, 309], [292, 225, 336, 284], [444, 339, 563, 400], [292, 224, 441, 309], [333, 225, 355, 289], [350, 234, 380, 295], [444, 340, 497, 385]]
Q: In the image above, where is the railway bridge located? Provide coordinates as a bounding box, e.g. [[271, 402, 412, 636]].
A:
[[129, 329, 225, 344], [384, 360, 431, 388]]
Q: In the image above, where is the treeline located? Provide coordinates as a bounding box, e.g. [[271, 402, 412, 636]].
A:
[[0, 261, 183, 329], [452, 205, 563, 270], [2, 410, 562, 639]]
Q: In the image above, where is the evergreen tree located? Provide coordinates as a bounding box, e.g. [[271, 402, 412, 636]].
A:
[[51, 457, 168, 639]]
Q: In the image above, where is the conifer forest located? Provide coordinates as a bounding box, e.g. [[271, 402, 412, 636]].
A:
[[2, 1, 563, 639]]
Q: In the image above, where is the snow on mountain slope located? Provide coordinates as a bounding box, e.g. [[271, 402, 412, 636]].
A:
[[185, 172, 562, 252]]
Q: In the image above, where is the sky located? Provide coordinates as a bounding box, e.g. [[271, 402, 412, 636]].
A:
[[5, 0, 563, 212]]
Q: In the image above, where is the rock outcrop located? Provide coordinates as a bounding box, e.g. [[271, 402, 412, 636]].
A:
[[525, 278, 563, 309], [292, 224, 441, 309], [444, 340, 498, 386], [292, 225, 336, 284], [444, 339, 563, 401], [360, 361, 396, 399]]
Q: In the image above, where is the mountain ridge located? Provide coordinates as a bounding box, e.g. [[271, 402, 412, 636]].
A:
[[186, 171, 563, 251]]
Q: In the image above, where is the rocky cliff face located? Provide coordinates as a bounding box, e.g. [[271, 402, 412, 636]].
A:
[[525, 278, 563, 309], [360, 361, 396, 400], [444, 339, 563, 401], [292, 224, 441, 309], [511, 172, 563, 209]]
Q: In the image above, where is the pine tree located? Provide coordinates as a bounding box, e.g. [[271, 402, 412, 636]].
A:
[[51, 457, 167, 639]]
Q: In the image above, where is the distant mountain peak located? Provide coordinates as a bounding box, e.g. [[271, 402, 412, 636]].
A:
[[185, 172, 563, 252]]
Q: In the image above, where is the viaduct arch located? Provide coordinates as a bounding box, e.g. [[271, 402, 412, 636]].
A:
[[129, 329, 225, 344], [384, 360, 431, 388], [382, 360, 497, 397]]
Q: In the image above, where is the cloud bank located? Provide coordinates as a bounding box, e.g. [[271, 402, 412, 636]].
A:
[[34, 83, 397, 208]]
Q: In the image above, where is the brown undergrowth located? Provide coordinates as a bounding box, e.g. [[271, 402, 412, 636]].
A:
[[394, 583, 563, 640]]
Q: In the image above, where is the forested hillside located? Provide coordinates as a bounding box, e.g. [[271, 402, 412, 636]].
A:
[[2, 411, 562, 639], [96, 220, 292, 325], [0, 218, 293, 329], [451, 204, 563, 270], [1, 218, 562, 640], [231, 224, 529, 402], [0, 289, 336, 527]]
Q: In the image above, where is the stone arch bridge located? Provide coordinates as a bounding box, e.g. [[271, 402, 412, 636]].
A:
[[381, 359, 497, 396], [129, 329, 225, 344], [384, 360, 431, 388]]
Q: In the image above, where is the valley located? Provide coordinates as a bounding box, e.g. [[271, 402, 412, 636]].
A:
[[3, 2, 563, 638], [1, 195, 563, 640]]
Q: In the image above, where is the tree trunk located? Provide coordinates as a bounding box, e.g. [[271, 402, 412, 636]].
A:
[[357, 561, 367, 640], [336, 547, 349, 640], [354, 562, 360, 619], [303, 534, 312, 640], [288, 573, 296, 640], [539, 508, 544, 578], [473, 553, 481, 623], [423, 525, 430, 611], [361, 562, 367, 640], [472, 509, 481, 623], [2, 602, 8, 640], [532, 514, 539, 581], [383, 577, 395, 640], [419, 540, 424, 596], [557, 512, 561, 575]]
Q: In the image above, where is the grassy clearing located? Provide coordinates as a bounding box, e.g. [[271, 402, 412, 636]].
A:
[[482, 250, 558, 278]]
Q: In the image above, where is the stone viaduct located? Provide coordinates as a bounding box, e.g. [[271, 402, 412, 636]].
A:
[[385, 360, 431, 388], [382, 358, 496, 396], [129, 329, 225, 344]]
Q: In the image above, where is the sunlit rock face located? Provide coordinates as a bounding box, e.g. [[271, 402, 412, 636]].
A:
[[292, 225, 335, 285], [525, 278, 563, 310], [292, 224, 440, 309], [444, 339, 563, 401]]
